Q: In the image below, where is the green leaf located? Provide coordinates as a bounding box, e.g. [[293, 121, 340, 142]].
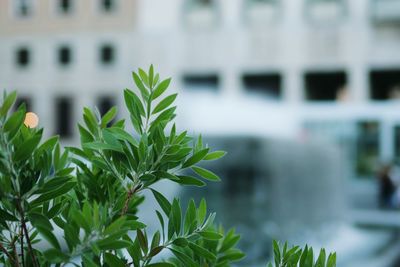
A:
[[152, 94, 177, 115], [83, 141, 122, 152], [70, 209, 91, 234], [4, 108, 25, 133], [204, 150, 226, 161], [171, 198, 182, 235], [182, 148, 209, 168], [82, 254, 98, 267], [197, 198, 207, 226], [169, 248, 197, 267], [151, 189, 171, 216], [28, 212, 53, 231], [14, 134, 42, 162], [124, 89, 145, 117], [104, 216, 126, 236], [327, 252, 336, 267], [177, 175, 206, 187], [96, 239, 132, 250], [36, 226, 61, 250], [36, 136, 59, 154], [219, 229, 241, 253], [106, 127, 138, 146], [31, 181, 75, 206], [0, 208, 17, 221], [138, 68, 150, 88], [173, 237, 188, 247], [156, 210, 165, 242], [219, 249, 245, 262], [137, 229, 148, 253], [133, 72, 149, 99], [149, 65, 154, 88], [149, 246, 164, 257], [104, 252, 126, 267], [152, 78, 171, 100], [184, 199, 196, 234], [273, 240, 281, 266], [146, 263, 175, 267], [192, 166, 220, 181], [188, 241, 216, 261], [151, 231, 161, 249], [315, 249, 326, 267], [101, 106, 117, 127], [0, 91, 17, 116], [198, 231, 223, 240], [43, 248, 69, 263]]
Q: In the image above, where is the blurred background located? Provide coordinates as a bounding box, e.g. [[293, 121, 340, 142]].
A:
[[1, 0, 400, 266]]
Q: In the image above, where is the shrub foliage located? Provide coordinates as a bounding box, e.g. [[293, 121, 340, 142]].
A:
[[0, 66, 335, 266]]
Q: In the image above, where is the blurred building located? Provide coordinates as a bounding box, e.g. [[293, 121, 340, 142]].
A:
[[1, 0, 400, 178]]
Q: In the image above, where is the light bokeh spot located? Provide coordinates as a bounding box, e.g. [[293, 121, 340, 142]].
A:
[[24, 112, 39, 128]]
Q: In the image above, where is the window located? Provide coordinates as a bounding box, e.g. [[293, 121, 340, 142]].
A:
[[371, 0, 400, 24], [55, 97, 73, 138], [395, 126, 400, 163], [356, 121, 380, 177], [242, 73, 282, 99], [192, 0, 212, 6], [14, 0, 33, 17], [184, 0, 217, 27], [100, 44, 115, 65], [183, 74, 219, 91], [14, 96, 32, 111], [58, 0, 73, 14], [98, 95, 116, 126], [304, 71, 347, 101], [58, 46, 72, 66], [225, 166, 256, 196], [305, 0, 345, 22], [370, 69, 400, 100], [244, 0, 280, 25], [101, 0, 115, 12], [15, 47, 30, 68]]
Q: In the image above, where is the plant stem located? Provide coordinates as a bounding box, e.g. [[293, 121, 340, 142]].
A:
[[0, 242, 15, 265], [122, 185, 140, 215], [20, 227, 25, 267], [17, 202, 38, 267], [11, 239, 20, 267]]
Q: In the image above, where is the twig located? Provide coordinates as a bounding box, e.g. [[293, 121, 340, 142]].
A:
[[0, 242, 13, 262], [11, 239, 20, 267], [20, 227, 25, 267], [121, 185, 140, 215], [17, 202, 38, 267]]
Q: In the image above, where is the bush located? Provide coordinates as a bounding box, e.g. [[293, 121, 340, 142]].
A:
[[0, 66, 335, 266]]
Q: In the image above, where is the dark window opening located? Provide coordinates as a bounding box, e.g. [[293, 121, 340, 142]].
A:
[[17, 0, 31, 17], [59, 0, 72, 14], [16, 48, 30, 67], [196, 0, 212, 6], [98, 96, 116, 126], [101, 0, 115, 12], [100, 45, 115, 65], [304, 71, 347, 101], [225, 166, 255, 196], [58, 46, 71, 66], [370, 69, 400, 100], [183, 74, 219, 91], [356, 121, 380, 177], [14, 97, 32, 111], [55, 97, 73, 138], [243, 73, 282, 99], [395, 126, 400, 164]]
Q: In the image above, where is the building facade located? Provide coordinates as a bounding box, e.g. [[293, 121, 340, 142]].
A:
[[1, 0, 400, 177]]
